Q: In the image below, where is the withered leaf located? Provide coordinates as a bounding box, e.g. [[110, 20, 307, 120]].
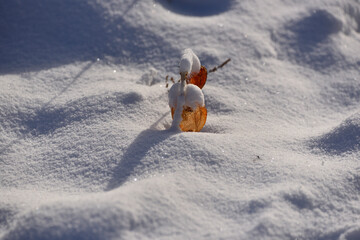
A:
[[171, 106, 207, 132], [188, 66, 207, 89]]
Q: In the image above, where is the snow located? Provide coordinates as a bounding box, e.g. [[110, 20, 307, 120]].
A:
[[169, 82, 185, 131], [168, 82, 181, 109], [179, 48, 201, 75], [1, 0, 360, 239], [168, 82, 205, 110], [179, 50, 193, 74], [184, 84, 205, 109]]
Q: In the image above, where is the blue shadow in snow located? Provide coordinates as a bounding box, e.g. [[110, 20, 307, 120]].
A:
[[275, 9, 344, 71], [310, 113, 360, 155], [291, 10, 342, 52], [156, 0, 234, 16], [106, 114, 175, 190], [21, 91, 143, 136], [0, 0, 179, 74]]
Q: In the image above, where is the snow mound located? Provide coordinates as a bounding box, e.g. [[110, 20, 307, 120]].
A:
[[273, 9, 344, 71], [137, 68, 161, 86], [2, 0, 360, 239], [310, 112, 360, 155], [342, 1, 360, 34], [339, 226, 360, 240], [1, 185, 183, 240]]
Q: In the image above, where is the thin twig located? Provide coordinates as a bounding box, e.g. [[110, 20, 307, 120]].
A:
[[165, 75, 180, 88], [165, 58, 231, 88], [209, 58, 231, 73]]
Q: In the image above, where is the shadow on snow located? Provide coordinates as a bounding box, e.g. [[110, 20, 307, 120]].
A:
[[310, 113, 360, 155], [0, 0, 179, 74], [106, 114, 175, 190], [272, 9, 348, 72], [155, 0, 234, 17]]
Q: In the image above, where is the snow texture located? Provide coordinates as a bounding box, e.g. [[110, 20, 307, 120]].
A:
[[179, 48, 201, 74], [184, 84, 205, 109], [168, 82, 181, 109], [1, 0, 360, 239], [168, 82, 204, 110]]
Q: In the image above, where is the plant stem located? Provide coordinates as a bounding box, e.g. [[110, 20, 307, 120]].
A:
[[170, 72, 187, 131]]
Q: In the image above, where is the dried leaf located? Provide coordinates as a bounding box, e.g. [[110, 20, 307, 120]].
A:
[[188, 66, 207, 89], [171, 106, 207, 132]]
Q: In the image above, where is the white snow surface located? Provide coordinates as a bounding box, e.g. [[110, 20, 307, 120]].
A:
[[1, 0, 360, 239]]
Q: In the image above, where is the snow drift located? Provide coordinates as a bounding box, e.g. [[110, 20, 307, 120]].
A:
[[1, 0, 360, 239]]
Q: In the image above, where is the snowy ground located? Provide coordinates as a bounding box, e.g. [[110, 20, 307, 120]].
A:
[[1, 0, 360, 239]]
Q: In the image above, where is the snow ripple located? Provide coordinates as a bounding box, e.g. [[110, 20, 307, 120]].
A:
[[272, 9, 345, 72], [21, 92, 143, 136], [310, 112, 360, 155]]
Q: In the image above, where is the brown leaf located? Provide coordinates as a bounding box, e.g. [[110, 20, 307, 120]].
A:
[[171, 106, 207, 132], [188, 66, 207, 89]]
